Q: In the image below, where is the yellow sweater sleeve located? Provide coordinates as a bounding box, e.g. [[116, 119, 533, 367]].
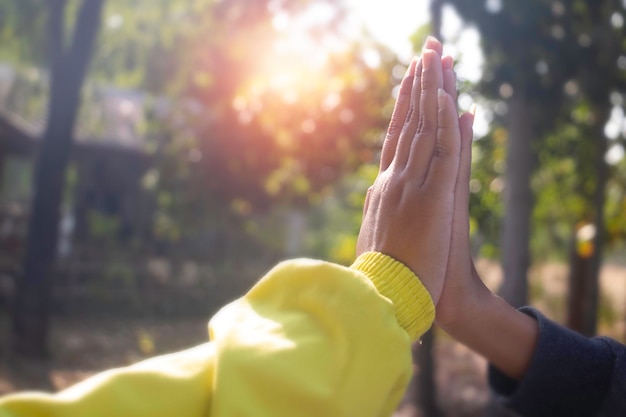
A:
[[0, 252, 434, 417]]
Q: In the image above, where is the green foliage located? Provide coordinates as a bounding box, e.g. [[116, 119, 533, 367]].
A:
[[606, 166, 626, 245], [466, 124, 507, 257], [305, 162, 378, 264], [597, 289, 619, 328], [88, 211, 120, 241], [445, 0, 626, 263], [122, 0, 399, 248], [0, 0, 47, 64]]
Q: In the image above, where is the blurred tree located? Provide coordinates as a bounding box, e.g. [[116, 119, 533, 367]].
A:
[[2, 0, 397, 354], [0, 0, 46, 63], [446, 1, 570, 308], [12, 0, 105, 358], [104, 0, 397, 258], [447, 2, 626, 334], [450, 0, 624, 334], [558, 1, 625, 336]]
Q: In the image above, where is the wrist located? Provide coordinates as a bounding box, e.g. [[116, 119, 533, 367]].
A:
[[438, 289, 499, 337], [436, 265, 492, 333]]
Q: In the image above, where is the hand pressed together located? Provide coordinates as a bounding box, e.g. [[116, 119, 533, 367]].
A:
[[356, 37, 473, 305]]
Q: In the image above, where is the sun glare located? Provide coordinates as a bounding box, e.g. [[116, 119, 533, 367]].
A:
[[264, 4, 348, 90], [233, 1, 488, 134], [343, 0, 428, 61], [234, 3, 354, 117]]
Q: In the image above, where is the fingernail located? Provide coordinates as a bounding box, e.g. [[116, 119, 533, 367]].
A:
[[423, 37, 433, 53], [438, 88, 446, 108], [425, 35, 439, 46], [469, 104, 477, 125], [423, 51, 433, 70], [442, 55, 454, 70]]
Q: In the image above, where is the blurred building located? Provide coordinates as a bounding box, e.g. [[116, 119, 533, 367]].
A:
[[0, 64, 153, 269]]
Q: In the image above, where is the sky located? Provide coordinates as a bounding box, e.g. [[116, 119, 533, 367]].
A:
[[343, 0, 430, 61], [344, 0, 483, 79], [343, 0, 489, 136]]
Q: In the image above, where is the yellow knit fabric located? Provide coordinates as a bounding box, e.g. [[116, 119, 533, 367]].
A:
[[351, 251, 435, 340]]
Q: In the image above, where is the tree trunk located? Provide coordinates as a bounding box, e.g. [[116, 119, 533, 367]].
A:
[[429, 0, 443, 40], [566, 235, 599, 336], [499, 93, 534, 308], [12, 0, 104, 358], [415, 330, 442, 417], [567, 105, 610, 337]]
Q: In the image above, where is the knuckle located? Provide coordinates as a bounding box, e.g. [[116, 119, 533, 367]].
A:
[[398, 83, 412, 98], [381, 133, 394, 151], [399, 73, 413, 91], [421, 67, 437, 83], [433, 142, 450, 159], [386, 118, 400, 137], [387, 107, 413, 137], [379, 171, 405, 199], [404, 105, 415, 124], [437, 118, 452, 132], [418, 117, 436, 136]]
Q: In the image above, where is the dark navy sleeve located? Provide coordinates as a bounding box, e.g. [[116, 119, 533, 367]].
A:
[[488, 307, 626, 417]]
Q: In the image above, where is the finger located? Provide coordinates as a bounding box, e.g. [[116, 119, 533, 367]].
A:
[[422, 89, 461, 192], [363, 186, 373, 217], [454, 111, 475, 213], [395, 40, 441, 169], [442, 56, 457, 104], [380, 58, 418, 172], [404, 48, 444, 177], [393, 54, 424, 169], [424, 36, 443, 57]]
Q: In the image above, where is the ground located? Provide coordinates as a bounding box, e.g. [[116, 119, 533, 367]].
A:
[[0, 317, 208, 393], [0, 315, 491, 416]]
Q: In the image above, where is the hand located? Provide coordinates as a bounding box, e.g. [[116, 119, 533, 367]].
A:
[[356, 37, 462, 304], [411, 48, 538, 381], [434, 56, 492, 331]]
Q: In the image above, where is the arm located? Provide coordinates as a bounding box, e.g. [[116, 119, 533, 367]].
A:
[[486, 307, 625, 416], [0, 255, 433, 417], [439, 268, 539, 381], [441, 269, 625, 416], [433, 53, 540, 381]]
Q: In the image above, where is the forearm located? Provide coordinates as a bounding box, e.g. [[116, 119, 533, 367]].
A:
[[440, 270, 538, 381], [488, 307, 618, 416]]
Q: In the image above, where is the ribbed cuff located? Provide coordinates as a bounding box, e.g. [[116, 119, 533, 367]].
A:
[[350, 252, 435, 341]]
